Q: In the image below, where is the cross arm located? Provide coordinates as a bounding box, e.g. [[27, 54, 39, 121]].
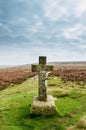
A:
[[31, 64, 54, 72], [31, 64, 38, 72], [45, 65, 54, 71]]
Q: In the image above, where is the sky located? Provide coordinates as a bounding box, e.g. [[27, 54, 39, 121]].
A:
[[0, 0, 86, 65]]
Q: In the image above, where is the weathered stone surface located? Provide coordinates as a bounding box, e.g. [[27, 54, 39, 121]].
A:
[[31, 56, 56, 115], [45, 65, 54, 71], [31, 65, 38, 72], [39, 56, 46, 65], [38, 70, 47, 101], [31, 95, 57, 115], [31, 56, 54, 101]]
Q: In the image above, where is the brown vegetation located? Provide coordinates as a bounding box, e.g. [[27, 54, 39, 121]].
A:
[[0, 66, 37, 90], [49, 66, 86, 83], [0, 63, 86, 90]]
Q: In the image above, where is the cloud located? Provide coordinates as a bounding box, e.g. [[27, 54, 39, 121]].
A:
[[79, 45, 86, 49], [77, 44, 86, 49], [11, 17, 29, 25], [0, 41, 86, 65], [63, 24, 86, 39], [0, 0, 86, 65], [43, 0, 68, 21], [35, 45, 86, 61], [0, 23, 12, 34], [75, 0, 86, 17], [0, 10, 3, 15], [71, 39, 86, 49], [26, 20, 45, 34], [43, 0, 86, 21]]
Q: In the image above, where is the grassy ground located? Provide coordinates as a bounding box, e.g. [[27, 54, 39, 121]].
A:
[[0, 76, 86, 130]]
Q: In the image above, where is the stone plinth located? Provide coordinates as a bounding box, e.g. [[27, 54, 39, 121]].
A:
[[31, 95, 57, 115]]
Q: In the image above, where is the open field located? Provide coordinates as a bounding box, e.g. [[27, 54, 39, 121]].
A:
[[0, 62, 86, 129], [0, 75, 86, 130]]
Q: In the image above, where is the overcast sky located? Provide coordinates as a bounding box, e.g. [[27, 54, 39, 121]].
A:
[[0, 0, 86, 65]]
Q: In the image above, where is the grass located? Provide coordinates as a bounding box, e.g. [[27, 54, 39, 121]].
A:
[[0, 76, 86, 130]]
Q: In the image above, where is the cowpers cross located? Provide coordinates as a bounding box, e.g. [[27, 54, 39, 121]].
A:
[[31, 56, 54, 101]]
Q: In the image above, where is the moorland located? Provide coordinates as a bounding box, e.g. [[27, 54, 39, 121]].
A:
[[0, 62, 86, 130]]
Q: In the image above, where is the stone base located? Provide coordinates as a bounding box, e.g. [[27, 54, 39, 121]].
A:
[[31, 95, 57, 115]]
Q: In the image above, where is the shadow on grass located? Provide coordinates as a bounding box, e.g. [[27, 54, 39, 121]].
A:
[[17, 104, 65, 130]]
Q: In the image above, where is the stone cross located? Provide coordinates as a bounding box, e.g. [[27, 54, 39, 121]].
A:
[[31, 56, 54, 101]]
